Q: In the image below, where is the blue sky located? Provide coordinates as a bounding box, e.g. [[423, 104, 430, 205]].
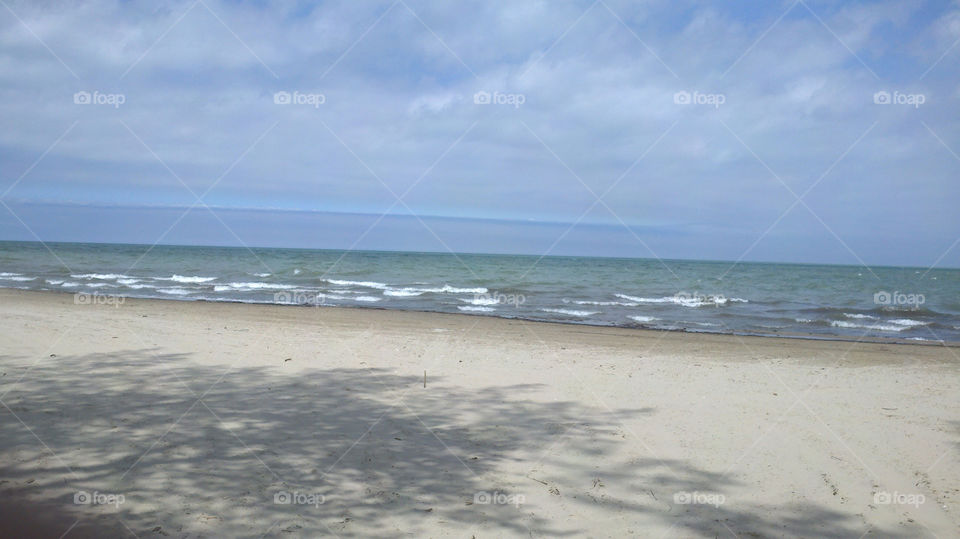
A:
[[0, 0, 958, 267]]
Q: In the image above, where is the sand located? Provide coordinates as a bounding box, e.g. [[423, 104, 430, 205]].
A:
[[0, 288, 957, 538]]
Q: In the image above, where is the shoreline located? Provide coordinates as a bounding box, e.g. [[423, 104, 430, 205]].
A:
[[8, 287, 957, 348]]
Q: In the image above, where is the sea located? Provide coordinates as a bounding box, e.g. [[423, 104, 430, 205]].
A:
[[1, 241, 958, 344]]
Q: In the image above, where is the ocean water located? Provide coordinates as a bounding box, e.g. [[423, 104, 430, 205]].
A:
[[1, 241, 958, 343]]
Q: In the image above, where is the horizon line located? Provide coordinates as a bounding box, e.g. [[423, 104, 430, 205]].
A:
[[1, 238, 956, 272]]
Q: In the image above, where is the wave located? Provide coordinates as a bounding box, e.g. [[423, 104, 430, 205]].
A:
[[46, 279, 64, 285], [540, 308, 599, 317], [0, 275, 35, 281], [629, 315, 659, 323], [117, 278, 140, 285], [70, 273, 134, 280], [458, 305, 495, 312], [830, 319, 926, 332], [459, 297, 499, 306], [0, 272, 22, 277], [158, 288, 192, 295], [383, 288, 424, 297], [353, 296, 382, 302], [165, 275, 217, 283], [213, 282, 297, 291], [843, 313, 878, 320], [565, 298, 639, 306], [615, 293, 747, 307], [387, 285, 489, 295], [253, 272, 271, 277], [327, 279, 389, 290], [887, 319, 928, 327], [439, 285, 487, 294]]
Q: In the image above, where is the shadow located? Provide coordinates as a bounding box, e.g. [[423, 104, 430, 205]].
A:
[[0, 349, 913, 537]]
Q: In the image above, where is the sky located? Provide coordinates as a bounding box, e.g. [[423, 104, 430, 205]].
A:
[[0, 0, 958, 268]]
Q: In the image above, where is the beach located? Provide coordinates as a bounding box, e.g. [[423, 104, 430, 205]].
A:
[[0, 288, 957, 537]]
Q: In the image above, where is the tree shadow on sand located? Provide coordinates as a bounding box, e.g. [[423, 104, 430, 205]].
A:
[[0, 350, 912, 537]]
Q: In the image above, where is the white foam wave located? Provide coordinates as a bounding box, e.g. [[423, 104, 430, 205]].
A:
[[0, 272, 21, 277], [166, 275, 216, 283], [614, 293, 745, 307], [71, 273, 132, 280], [383, 288, 424, 297], [353, 296, 382, 302], [214, 282, 297, 291], [843, 313, 878, 320], [1, 276, 35, 281], [540, 308, 599, 317], [459, 297, 499, 306], [831, 320, 908, 332], [795, 318, 813, 323], [565, 298, 639, 306], [440, 285, 487, 294], [158, 288, 191, 295], [117, 278, 140, 285], [888, 319, 928, 327], [293, 269, 302, 275], [379, 284, 490, 296], [628, 315, 659, 323], [253, 272, 271, 277], [46, 279, 64, 285], [458, 306, 495, 312], [60, 282, 80, 287], [327, 279, 389, 290]]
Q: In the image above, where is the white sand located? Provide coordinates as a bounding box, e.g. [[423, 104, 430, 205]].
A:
[[0, 289, 958, 537]]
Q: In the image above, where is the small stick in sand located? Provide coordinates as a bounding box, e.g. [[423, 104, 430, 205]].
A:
[[423, 370, 426, 388]]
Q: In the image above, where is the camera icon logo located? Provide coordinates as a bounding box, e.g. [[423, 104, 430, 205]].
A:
[[274, 291, 293, 303], [873, 291, 891, 305], [673, 91, 691, 105], [473, 491, 491, 504], [74, 491, 91, 504], [274, 91, 291, 105], [274, 491, 291, 504], [473, 91, 491, 105], [73, 91, 91, 105], [673, 491, 692, 504], [873, 91, 891, 105], [874, 491, 892, 504]]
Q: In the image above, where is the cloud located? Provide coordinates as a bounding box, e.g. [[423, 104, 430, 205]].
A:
[[0, 0, 957, 266]]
